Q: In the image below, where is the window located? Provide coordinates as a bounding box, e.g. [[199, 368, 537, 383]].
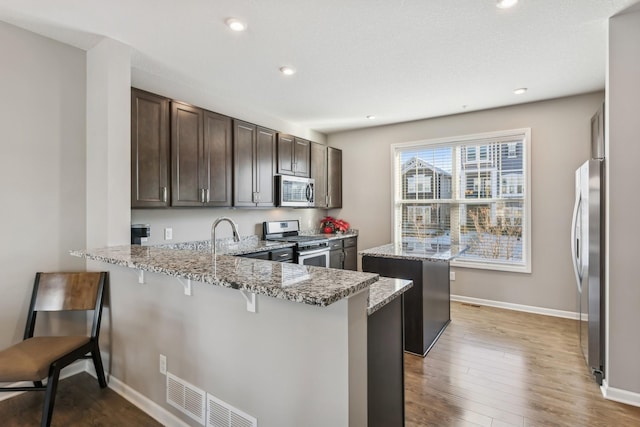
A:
[[466, 147, 476, 162], [479, 145, 488, 161], [466, 145, 489, 163], [392, 129, 531, 273], [407, 174, 432, 193]]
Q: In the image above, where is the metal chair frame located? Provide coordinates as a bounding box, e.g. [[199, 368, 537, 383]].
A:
[[0, 272, 108, 427]]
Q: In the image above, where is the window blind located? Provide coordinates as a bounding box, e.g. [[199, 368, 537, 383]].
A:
[[392, 129, 530, 272]]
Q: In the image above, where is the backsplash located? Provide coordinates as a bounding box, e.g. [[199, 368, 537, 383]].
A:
[[131, 207, 327, 245]]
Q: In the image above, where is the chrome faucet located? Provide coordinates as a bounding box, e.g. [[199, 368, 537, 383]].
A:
[[211, 217, 240, 257]]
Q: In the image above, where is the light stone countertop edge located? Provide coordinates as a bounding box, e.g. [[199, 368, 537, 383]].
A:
[[367, 277, 413, 316], [359, 243, 467, 262], [71, 245, 379, 308]]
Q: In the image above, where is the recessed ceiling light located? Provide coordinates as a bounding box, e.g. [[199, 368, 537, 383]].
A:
[[279, 66, 296, 76], [514, 87, 527, 95], [366, 115, 376, 120], [496, 0, 518, 9], [462, 105, 468, 109], [225, 18, 246, 32]]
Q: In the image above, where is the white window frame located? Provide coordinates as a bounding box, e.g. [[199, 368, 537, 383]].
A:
[[391, 128, 532, 273]]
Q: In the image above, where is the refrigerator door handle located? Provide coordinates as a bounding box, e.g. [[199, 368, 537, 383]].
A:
[[571, 192, 583, 291]]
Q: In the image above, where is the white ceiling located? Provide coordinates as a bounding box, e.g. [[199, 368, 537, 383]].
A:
[[0, 0, 637, 134]]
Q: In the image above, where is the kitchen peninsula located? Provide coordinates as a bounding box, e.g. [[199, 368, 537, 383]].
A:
[[73, 244, 377, 306], [72, 241, 410, 427], [360, 243, 466, 356]]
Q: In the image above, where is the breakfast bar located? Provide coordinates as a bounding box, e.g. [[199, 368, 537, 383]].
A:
[[72, 242, 411, 427]]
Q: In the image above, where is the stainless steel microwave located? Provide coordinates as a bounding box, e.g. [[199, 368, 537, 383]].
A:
[[276, 175, 315, 207]]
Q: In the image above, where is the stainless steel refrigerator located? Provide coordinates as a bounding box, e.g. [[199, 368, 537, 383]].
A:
[[571, 106, 605, 384]]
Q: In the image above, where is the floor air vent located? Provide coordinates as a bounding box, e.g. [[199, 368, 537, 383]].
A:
[[166, 372, 206, 425], [207, 393, 257, 427]]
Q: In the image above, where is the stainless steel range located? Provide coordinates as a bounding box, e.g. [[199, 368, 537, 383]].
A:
[[263, 220, 330, 267]]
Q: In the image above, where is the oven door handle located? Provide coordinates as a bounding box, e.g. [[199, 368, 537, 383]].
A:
[[299, 247, 329, 256]]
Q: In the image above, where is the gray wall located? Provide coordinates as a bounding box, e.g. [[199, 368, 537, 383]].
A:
[[328, 92, 604, 313], [0, 21, 87, 349], [606, 4, 640, 396], [97, 266, 367, 427]]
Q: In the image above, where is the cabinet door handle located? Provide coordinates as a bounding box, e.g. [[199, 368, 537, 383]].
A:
[[161, 187, 167, 203], [206, 188, 210, 203], [293, 162, 296, 173], [200, 188, 205, 203]]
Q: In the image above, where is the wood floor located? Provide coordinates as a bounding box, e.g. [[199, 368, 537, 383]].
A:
[[2, 302, 640, 426], [0, 372, 161, 427], [405, 301, 640, 427]]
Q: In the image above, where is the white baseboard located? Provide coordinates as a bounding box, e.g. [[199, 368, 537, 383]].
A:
[[0, 360, 88, 402], [451, 294, 580, 320], [85, 365, 190, 427], [601, 379, 640, 408]]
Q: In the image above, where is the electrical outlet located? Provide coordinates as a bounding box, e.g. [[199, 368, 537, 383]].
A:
[[450, 271, 456, 281], [159, 354, 167, 375], [164, 228, 173, 240]]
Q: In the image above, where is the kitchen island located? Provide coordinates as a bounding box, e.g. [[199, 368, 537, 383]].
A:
[[360, 243, 466, 356], [72, 242, 410, 427]]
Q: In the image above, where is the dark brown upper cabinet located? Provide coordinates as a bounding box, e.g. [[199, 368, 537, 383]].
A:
[[171, 102, 232, 207], [131, 88, 170, 208], [311, 142, 328, 208], [277, 134, 310, 177], [203, 111, 233, 206], [327, 147, 343, 209], [311, 143, 342, 208], [233, 120, 276, 207]]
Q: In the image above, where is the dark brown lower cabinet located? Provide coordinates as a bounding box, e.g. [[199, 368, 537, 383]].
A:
[[329, 248, 343, 269], [238, 247, 294, 262], [343, 238, 357, 270], [368, 296, 404, 427], [362, 256, 450, 356], [329, 236, 358, 270]]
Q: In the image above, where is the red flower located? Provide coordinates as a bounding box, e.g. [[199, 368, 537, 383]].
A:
[[320, 217, 349, 233]]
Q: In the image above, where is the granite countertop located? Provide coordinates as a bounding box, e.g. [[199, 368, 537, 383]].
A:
[[367, 277, 412, 316], [300, 230, 358, 241], [359, 243, 467, 262], [71, 245, 378, 307], [157, 232, 357, 255], [156, 235, 295, 256]]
